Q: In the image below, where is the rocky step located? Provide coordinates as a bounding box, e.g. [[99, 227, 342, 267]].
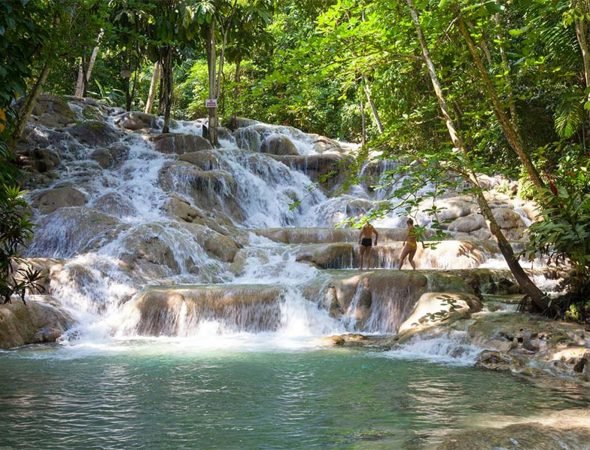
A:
[[122, 284, 286, 336], [481, 293, 527, 312], [291, 240, 500, 270], [251, 227, 440, 245]]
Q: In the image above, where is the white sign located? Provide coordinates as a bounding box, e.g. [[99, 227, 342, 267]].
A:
[[205, 98, 218, 108]]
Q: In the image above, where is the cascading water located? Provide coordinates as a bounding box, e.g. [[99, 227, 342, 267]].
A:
[[22, 100, 548, 354]]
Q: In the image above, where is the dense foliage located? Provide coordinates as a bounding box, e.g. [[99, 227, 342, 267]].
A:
[[1, 0, 588, 314]]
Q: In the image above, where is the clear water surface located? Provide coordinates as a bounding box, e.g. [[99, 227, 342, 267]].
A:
[[0, 343, 588, 450]]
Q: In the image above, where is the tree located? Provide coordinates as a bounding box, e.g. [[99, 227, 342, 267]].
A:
[[404, 0, 548, 310]]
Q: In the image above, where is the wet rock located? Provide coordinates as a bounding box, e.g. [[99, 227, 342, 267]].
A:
[[115, 111, 159, 130], [296, 243, 355, 269], [475, 350, 518, 371], [421, 197, 475, 223], [492, 207, 525, 229], [307, 134, 343, 154], [31, 186, 87, 214], [436, 421, 590, 450], [89, 143, 129, 169], [151, 133, 212, 155], [126, 285, 283, 335], [27, 148, 61, 173], [93, 192, 136, 217], [26, 94, 76, 128], [225, 116, 259, 130], [107, 142, 130, 166], [0, 297, 72, 349], [164, 196, 240, 240], [269, 154, 349, 188], [89, 148, 114, 168], [159, 162, 243, 222], [202, 232, 239, 262], [260, 135, 299, 156], [326, 271, 429, 333], [398, 292, 482, 334], [216, 126, 234, 142], [166, 197, 201, 223], [28, 207, 123, 258], [68, 120, 120, 146], [448, 214, 486, 233], [119, 230, 182, 275], [179, 150, 221, 170], [234, 127, 262, 151]]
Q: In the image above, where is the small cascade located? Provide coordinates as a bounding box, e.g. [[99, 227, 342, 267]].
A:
[[382, 331, 483, 366]]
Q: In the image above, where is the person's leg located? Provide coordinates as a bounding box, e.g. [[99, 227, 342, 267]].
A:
[[398, 246, 409, 269], [408, 248, 417, 270], [359, 246, 365, 269]]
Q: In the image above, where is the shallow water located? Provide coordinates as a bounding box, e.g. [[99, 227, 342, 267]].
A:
[[1, 343, 588, 449]]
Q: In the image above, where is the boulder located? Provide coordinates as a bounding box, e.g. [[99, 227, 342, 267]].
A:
[[107, 142, 130, 166], [234, 127, 262, 151], [448, 213, 486, 233], [325, 271, 429, 333], [124, 285, 283, 335], [159, 162, 242, 221], [179, 151, 221, 170], [296, 243, 355, 269], [398, 292, 482, 334], [203, 232, 239, 262], [31, 186, 87, 214], [260, 135, 299, 156], [422, 197, 475, 222], [436, 420, 590, 450], [89, 143, 129, 169], [92, 192, 136, 217], [28, 207, 123, 258], [68, 120, 120, 146], [27, 94, 76, 128], [151, 133, 212, 155], [29, 147, 61, 173], [225, 116, 260, 130], [115, 111, 159, 130], [0, 297, 72, 349], [307, 134, 343, 154], [269, 154, 349, 188], [119, 231, 182, 275], [90, 148, 114, 168], [492, 207, 525, 229]]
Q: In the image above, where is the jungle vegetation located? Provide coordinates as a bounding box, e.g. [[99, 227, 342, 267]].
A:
[[0, 0, 588, 318]]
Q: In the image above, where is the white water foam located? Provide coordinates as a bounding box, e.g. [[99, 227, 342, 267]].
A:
[[382, 331, 483, 366]]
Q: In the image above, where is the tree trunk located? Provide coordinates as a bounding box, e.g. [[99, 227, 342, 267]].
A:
[[494, 9, 519, 132], [362, 76, 384, 134], [83, 45, 100, 97], [455, 11, 545, 189], [75, 58, 85, 98], [206, 21, 218, 146], [574, 0, 590, 123], [12, 61, 51, 143], [235, 57, 242, 83], [360, 96, 366, 146], [406, 0, 548, 311], [161, 48, 173, 134], [145, 62, 161, 114]]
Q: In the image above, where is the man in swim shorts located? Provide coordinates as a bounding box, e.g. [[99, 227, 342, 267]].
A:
[[399, 218, 417, 270], [358, 222, 379, 270]]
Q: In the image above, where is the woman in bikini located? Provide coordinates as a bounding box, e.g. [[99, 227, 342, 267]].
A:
[[399, 218, 417, 270]]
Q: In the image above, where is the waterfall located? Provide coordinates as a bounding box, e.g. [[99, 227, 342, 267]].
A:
[[22, 99, 547, 347]]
